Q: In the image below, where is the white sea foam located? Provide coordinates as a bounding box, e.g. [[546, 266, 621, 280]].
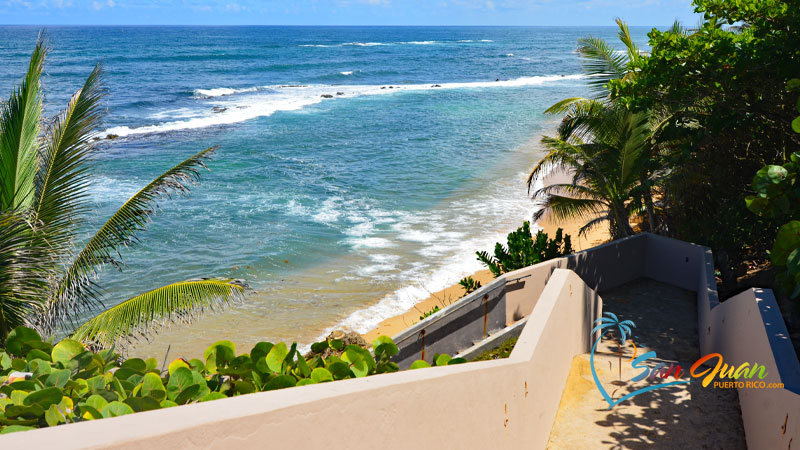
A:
[[299, 40, 493, 48], [87, 175, 142, 202], [343, 42, 386, 46], [311, 169, 547, 336], [193, 86, 262, 98], [99, 74, 585, 139], [340, 71, 354, 75], [348, 237, 397, 249]]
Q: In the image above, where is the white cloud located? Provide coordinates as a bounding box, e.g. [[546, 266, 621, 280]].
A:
[[486, 1, 494, 9]]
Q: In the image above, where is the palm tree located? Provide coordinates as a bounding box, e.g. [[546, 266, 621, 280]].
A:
[[592, 312, 636, 382], [0, 36, 246, 348], [538, 18, 688, 234], [528, 105, 652, 239]]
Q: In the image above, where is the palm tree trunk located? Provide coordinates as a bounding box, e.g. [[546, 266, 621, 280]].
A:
[[611, 202, 633, 238], [639, 174, 657, 233]]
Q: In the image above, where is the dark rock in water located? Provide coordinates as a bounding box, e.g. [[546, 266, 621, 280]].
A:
[[212, 106, 227, 113], [381, 86, 386, 89], [321, 94, 334, 98], [336, 92, 344, 96], [431, 84, 442, 88], [388, 86, 394, 89], [106, 134, 119, 140]]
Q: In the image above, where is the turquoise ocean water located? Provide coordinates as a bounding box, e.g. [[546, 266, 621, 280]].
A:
[[0, 26, 650, 356]]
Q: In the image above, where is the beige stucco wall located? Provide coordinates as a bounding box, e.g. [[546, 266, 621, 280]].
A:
[[701, 287, 800, 450], [2, 233, 797, 449], [0, 269, 601, 450]]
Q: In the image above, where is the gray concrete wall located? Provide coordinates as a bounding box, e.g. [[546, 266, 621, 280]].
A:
[[391, 278, 507, 368]]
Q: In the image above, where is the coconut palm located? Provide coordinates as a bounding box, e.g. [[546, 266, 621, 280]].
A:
[[528, 105, 652, 239], [0, 36, 246, 348], [541, 19, 688, 234], [592, 312, 636, 382]]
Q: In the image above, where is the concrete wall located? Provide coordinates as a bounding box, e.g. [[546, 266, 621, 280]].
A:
[[0, 270, 601, 450], [391, 279, 506, 368], [502, 233, 648, 324], [3, 232, 797, 449], [701, 287, 800, 449]]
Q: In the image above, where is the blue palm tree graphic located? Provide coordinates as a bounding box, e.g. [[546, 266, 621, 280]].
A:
[[590, 311, 690, 409], [593, 312, 634, 382]]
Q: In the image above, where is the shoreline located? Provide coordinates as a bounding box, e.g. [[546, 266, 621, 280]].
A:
[[362, 167, 609, 343]]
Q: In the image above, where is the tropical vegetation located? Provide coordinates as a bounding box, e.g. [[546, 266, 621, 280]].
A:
[[0, 326, 460, 433], [0, 37, 246, 348], [476, 222, 572, 277], [536, 0, 800, 335]]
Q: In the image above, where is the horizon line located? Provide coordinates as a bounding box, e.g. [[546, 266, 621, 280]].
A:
[[0, 23, 677, 28]]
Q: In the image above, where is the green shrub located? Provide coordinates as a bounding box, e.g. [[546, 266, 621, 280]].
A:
[[0, 326, 462, 433], [477, 222, 573, 277], [458, 276, 482, 295], [418, 305, 441, 321]]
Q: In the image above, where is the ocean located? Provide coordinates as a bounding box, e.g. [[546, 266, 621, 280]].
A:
[[0, 26, 651, 357]]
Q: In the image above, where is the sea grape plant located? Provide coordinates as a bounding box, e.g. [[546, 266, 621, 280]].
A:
[[477, 222, 573, 277], [0, 327, 462, 434], [746, 79, 800, 305]]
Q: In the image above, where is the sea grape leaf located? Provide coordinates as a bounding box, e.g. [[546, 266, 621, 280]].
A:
[[51, 340, 84, 365], [101, 401, 134, 418], [266, 343, 289, 373], [263, 375, 296, 391], [409, 360, 431, 369], [23, 387, 62, 409], [310, 368, 333, 383]]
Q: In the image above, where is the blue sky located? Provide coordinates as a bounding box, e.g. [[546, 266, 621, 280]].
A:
[[1, 0, 701, 26]]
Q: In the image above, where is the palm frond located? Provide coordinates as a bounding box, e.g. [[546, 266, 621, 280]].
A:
[[576, 35, 627, 98], [0, 212, 51, 340], [577, 214, 611, 238], [33, 63, 106, 252], [71, 278, 247, 349], [0, 35, 46, 212], [615, 18, 640, 66], [544, 97, 590, 115], [51, 147, 218, 329], [527, 138, 586, 192], [532, 194, 606, 222]]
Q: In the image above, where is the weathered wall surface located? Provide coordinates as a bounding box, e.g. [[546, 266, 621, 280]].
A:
[[0, 270, 601, 450]]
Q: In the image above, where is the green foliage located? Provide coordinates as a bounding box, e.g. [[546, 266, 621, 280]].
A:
[[609, 0, 800, 265], [471, 337, 518, 362], [0, 327, 458, 433], [531, 106, 656, 239], [746, 79, 800, 299], [0, 38, 247, 347], [418, 305, 441, 321], [477, 222, 573, 277], [458, 276, 482, 295]]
